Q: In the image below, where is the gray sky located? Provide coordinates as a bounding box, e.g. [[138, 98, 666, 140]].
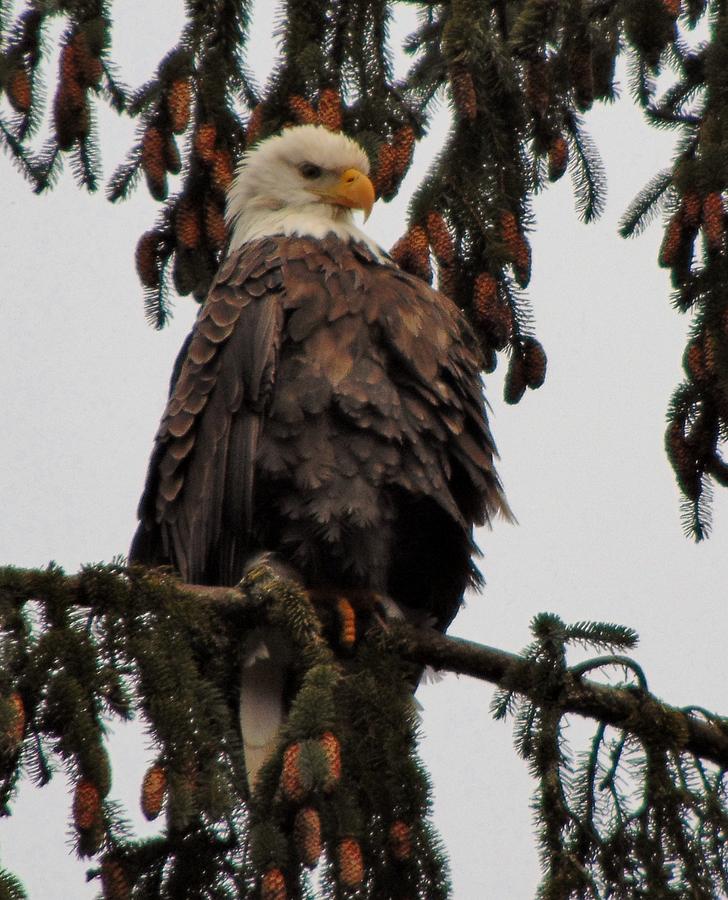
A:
[[1, 3, 727, 897]]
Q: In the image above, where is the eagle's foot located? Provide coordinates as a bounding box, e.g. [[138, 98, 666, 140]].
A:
[[308, 588, 403, 653]]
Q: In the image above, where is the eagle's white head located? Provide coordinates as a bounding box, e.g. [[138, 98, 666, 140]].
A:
[[226, 125, 380, 253]]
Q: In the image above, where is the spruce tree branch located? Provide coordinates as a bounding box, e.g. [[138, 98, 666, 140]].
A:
[[388, 623, 728, 769], [4, 567, 728, 768]]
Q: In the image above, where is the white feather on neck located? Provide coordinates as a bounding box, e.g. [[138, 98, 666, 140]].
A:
[[227, 198, 385, 259]]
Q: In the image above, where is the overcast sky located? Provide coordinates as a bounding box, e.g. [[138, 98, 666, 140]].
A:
[[1, 3, 727, 898]]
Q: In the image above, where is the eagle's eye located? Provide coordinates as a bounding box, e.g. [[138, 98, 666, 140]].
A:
[[299, 162, 323, 180]]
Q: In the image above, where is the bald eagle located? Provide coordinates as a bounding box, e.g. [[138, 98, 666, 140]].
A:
[[130, 125, 510, 783]]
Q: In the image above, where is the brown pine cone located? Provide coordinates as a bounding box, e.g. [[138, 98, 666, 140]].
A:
[[666, 418, 698, 494], [319, 731, 341, 792], [523, 337, 547, 389], [659, 213, 683, 268], [338, 837, 364, 888], [449, 64, 477, 121], [289, 95, 317, 125], [6, 693, 25, 748], [53, 80, 87, 149], [59, 42, 79, 85], [141, 764, 167, 821], [246, 104, 265, 146], [473, 273, 510, 350], [73, 779, 102, 832], [513, 233, 532, 288], [167, 77, 192, 134], [390, 233, 413, 269], [211, 148, 234, 195], [425, 212, 455, 264], [408, 225, 433, 283], [175, 198, 202, 250], [662, 0, 681, 18], [294, 806, 323, 868], [141, 126, 168, 200], [194, 122, 217, 164], [547, 135, 568, 182], [500, 210, 520, 248], [280, 742, 306, 802], [374, 142, 397, 198], [100, 858, 130, 900], [525, 57, 550, 118], [261, 868, 287, 900], [336, 597, 356, 649], [205, 198, 228, 249], [135, 231, 162, 289], [317, 88, 343, 131], [389, 820, 413, 862], [164, 133, 181, 174], [685, 338, 709, 384], [7, 66, 32, 113], [702, 192, 725, 251], [392, 125, 415, 178], [72, 32, 102, 88], [571, 46, 594, 111], [504, 353, 527, 405], [682, 191, 701, 228], [437, 261, 457, 299]]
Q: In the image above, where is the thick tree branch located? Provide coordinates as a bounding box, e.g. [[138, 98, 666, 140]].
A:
[[390, 623, 728, 769]]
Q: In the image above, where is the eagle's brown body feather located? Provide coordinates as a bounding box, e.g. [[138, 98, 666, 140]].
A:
[[131, 234, 508, 631]]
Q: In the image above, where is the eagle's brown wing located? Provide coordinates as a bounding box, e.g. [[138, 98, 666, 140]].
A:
[[130, 238, 285, 584]]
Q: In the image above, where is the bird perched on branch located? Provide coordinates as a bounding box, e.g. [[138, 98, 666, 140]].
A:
[[130, 124, 511, 785]]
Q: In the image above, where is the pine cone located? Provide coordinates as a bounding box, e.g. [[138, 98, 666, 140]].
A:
[[702, 192, 725, 251], [662, 0, 681, 18], [338, 837, 364, 888], [261, 868, 287, 900], [500, 210, 520, 248], [547, 135, 568, 182], [408, 225, 433, 283], [289, 95, 317, 125], [72, 32, 102, 88], [392, 125, 415, 178], [666, 418, 698, 494], [319, 731, 341, 792], [437, 262, 456, 300], [141, 764, 167, 821], [294, 806, 322, 868], [194, 122, 218, 164], [336, 597, 356, 649], [141, 126, 168, 200], [59, 42, 79, 85], [280, 742, 306, 802], [205, 198, 228, 249], [53, 80, 87, 149], [571, 46, 594, 111], [389, 820, 413, 862], [3, 692, 25, 750], [164, 133, 181, 174], [100, 858, 130, 900], [7, 66, 32, 113], [703, 330, 719, 376], [135, 231, 162, 289], [685, 338, 709, 384], [425, 212, 455, 264], [246, 104, 265, 146], [523, 337, 547, 388], [525, 57, 549, 118], [317, 88, 343, 131], [682, 191, 701, 228], [167, 77, 192, 134], [73, 779, 102, 831], [504, 353, 527, 405], [175, 198, 201, 250], [211, 148, 234, 195], [659, 214, 683, 268], [473, 273, 510, 350], [513, 233, 532, 288], [374, 142, 397, 198], [449, 64, 477, 121]]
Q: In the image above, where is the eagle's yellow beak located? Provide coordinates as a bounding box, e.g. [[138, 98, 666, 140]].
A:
[[320, 168, 375, 222]]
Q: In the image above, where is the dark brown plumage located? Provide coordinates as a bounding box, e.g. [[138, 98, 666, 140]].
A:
[[130, 234, 509, 631]]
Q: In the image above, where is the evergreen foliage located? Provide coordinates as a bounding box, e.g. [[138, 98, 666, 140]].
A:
[[2, 566, 728, 898]]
